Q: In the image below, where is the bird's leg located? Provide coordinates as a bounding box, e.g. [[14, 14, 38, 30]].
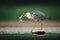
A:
[[31, 20, 37, 32], [40, 20, 43, 30], [34, 21, 36, 27], [31, 21, 37, 40]]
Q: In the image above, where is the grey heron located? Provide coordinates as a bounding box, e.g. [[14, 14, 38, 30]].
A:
[[19, 10, 50, 36], [19, 11, 49, 21]]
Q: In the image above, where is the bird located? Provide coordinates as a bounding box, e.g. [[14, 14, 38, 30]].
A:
[[19, 10, 50, 36], [19, 11, 49, 22], [19, 10, 50, 28]]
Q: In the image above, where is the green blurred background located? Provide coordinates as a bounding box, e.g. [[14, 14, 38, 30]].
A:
[[0, 0, 60, 21]]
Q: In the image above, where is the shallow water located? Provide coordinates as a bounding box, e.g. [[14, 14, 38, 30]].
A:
[[0, 27, 60, 34]]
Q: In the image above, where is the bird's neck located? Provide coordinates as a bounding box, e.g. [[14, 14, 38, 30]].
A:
[[26, 14, 32, 19]]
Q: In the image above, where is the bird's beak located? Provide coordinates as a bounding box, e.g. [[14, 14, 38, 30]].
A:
[[23, 14, 26, 17], [19, 13, 26, 22], [19, 14, 26, 20]]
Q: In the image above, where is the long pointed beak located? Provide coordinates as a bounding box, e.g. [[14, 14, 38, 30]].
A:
[[19, 14, 26, 19], [19, 14, 26, 21], [23, 14, 26, 17]]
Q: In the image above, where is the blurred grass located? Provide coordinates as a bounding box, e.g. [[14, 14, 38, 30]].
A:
[[0, 4, 60, 21], [0, 33, 60, 40]]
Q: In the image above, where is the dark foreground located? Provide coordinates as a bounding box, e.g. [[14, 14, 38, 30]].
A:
[[0, 33, 60, 40]]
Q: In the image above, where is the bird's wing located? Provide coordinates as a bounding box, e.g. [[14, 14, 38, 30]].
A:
[[31, 11, 46, 19], [31, 11, 45, 16]]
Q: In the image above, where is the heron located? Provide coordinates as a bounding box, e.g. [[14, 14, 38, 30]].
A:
[[19, 10, 50, 36]]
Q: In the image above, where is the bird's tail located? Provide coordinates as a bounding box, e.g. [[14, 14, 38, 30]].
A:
[[45, 16, 51, 20]]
